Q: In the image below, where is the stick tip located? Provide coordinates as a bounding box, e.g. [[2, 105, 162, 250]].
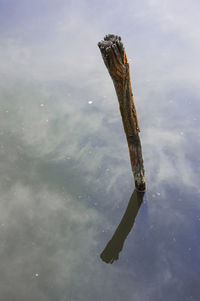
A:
[[97, 34, 125, 70]]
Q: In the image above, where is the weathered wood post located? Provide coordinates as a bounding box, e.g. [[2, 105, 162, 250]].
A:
[[98, 34, 146, 191]]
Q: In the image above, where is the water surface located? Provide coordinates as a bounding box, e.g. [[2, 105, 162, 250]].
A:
[[0, 1, 200, 300]]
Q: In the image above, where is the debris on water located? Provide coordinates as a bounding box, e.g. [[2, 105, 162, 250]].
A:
[[40, 104, 44, 107], [88, 101, 93, 104], [180, 131, 184, 135], [35, 273, 39, 277], [156, 192, 161, 196]]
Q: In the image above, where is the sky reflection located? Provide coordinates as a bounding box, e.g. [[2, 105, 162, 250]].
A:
[[0, 0, 200, 300]]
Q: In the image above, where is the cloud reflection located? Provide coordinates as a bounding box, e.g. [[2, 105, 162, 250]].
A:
[[0, 0, 200, 300]]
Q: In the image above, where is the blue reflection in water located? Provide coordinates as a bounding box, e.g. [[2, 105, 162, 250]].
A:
[[0, 0, 200, 300]]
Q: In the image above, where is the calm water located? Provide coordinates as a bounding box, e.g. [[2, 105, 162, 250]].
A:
[[0, 1, 200, 300]]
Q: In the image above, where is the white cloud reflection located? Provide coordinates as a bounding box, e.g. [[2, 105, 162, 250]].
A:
[[0, 0, 200, 300]]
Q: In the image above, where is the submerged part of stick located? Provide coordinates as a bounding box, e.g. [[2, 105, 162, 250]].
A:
[[98, 34, 146, 191], [100, 189, 145, 264]]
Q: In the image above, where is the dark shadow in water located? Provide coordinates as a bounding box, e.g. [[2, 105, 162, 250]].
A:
[[100, 189, 145, 264]]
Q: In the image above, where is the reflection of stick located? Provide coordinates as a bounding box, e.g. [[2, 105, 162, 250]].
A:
[[98, 34, 146, 191], [100, 189, 144, 264]]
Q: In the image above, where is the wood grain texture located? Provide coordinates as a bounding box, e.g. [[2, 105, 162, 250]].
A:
[[98, 34, 146, 191]]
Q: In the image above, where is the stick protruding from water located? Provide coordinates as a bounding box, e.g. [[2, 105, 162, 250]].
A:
[[98, 34, 146, 191]]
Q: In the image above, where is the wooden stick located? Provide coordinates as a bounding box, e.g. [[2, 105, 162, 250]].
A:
[[98, 34, 146, 191]]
